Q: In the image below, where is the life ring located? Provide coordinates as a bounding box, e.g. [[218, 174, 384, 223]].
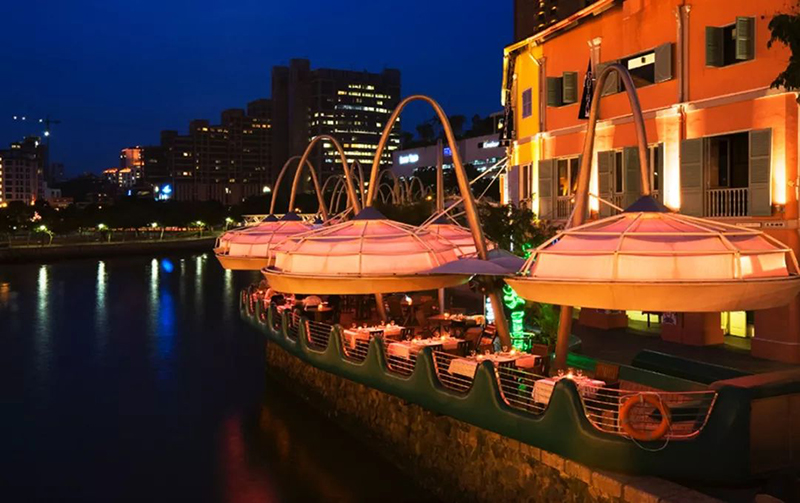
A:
[[619, 393, 671, 441]]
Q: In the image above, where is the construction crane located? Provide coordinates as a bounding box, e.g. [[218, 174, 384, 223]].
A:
[[11, 113, 61, 141]]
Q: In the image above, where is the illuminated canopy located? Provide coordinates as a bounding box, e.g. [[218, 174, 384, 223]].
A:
[[215, 213, 312, 271], [506, 198, 800, 312], [424, 216, 494, 258], [263, 207, 469, 294]]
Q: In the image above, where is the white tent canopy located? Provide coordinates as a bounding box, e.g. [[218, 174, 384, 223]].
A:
[[507, 198, 800, 312]]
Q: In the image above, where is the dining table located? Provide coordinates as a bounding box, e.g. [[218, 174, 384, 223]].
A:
[[386, 337, 460, 360], [447, 352, 542, 379], [532, 374, 605, 405], [342, 324, 404, 349]]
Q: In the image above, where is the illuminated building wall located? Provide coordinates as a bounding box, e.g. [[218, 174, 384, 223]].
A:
[[0, 136, 45, 205], [119, 147, 145, 181], [156, 98, 272, 203], [272, 59, 401, 180], [390, 130, 505, 179], [506, 0, 800, 363]]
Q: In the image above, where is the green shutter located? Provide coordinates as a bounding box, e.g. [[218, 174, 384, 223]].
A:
[[736, 17, 755, 61], [749, 129, 772, 217], [598, 62, 620, 96], [680, 138, 704, 216], [562, 72, 578, 104], [706, 26, 724, 67], [597, 151, 614, 217], [538, 159, 555, 219], [654, 43, 673, 83], [623, 146, 642, 208], [546, 77, 563, 107]]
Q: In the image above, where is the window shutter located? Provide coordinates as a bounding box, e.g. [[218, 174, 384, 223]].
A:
[[654, 43, 673, 83], [705, 26, 724, 67], [597, 151, 614, 217], [562, 72, 578, 104], [537, 159, 555, 219], [623, 146, 641, 208], [598, 62, 620, 96], [736, 17, 755, 61], [546, 77, 563, 107], [749, 129, 772, 217], [680, 138, 704, 216]]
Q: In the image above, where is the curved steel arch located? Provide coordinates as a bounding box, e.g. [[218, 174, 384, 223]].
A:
[[289, 135, 361, 214], [269, 155, 328, 220], [364, 95, 510, 346], [554, 63, 652, 370]]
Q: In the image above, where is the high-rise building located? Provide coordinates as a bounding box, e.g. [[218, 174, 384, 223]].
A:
[[271, 59, 401, 179], [155, 98, 272, 203], [514, 0, 600, 41], [0, 136, 47, 205], [119, 147, 145, 182]]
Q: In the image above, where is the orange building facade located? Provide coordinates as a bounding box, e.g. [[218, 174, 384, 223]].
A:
[[504, 0, 800, 363]]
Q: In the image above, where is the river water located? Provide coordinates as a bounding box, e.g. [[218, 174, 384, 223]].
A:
[[0, 253, 435, 502]]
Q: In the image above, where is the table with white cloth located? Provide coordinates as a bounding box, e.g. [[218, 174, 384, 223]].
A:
[[342, 325, 403, 349], [447, 352, 542, 379], [532, 375, 605, 405], [387, 337, 460, 359]]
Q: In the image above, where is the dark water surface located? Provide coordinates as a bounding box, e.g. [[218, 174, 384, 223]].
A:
[[0, 253, 434, 502]]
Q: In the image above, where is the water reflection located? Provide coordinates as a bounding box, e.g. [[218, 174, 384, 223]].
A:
[[34, 265, 51, 385], [194, 254, 204, 313], [223, 269, 233, 324], [95, 261, 108, 355]]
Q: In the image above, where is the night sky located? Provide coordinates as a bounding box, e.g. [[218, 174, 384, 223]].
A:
[[0, 0, 511, 177]]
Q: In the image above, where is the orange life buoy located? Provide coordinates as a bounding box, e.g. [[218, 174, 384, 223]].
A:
[[619, 393, 671, 441]]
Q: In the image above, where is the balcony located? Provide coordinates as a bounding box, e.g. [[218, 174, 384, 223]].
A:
[[705, 187, 749, 218], [555, 196, 573, 219]]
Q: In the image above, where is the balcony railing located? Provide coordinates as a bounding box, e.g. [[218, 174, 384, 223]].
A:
[[555, 196, 573, 219], [705, 187, 749, 218]]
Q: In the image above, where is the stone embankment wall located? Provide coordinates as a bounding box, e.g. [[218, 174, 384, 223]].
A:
[[265, 342, 721, 503], [0, 237, 216, 263]]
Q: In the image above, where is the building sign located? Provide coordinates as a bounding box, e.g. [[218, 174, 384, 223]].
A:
[[480, 140, 500, 149], [443, 147, 452, 157], [398, 153, 419, 165]]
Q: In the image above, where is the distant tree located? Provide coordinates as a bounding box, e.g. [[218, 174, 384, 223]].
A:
[[448, 115, 466, 138], [769, 5, 800, 102], [416, 123, 435, 143], [400, 131, 414, 148]]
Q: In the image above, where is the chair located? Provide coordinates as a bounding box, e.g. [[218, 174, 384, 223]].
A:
[[477, 326, 498, 353], [401, 327, 414, 340], [529, 344, 551, 376], [369, 329, 384, 339], [594, 362, 621, 387], [463, 326, 484, 352]]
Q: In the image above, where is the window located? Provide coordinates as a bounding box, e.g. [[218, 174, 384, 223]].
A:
[[522, 88, 533, 118], [556, 157, 580, 196], [649, 144, 663, 194], [614, 151, 624, 193], [546, 72, 578, 107], [521, 164, 533, 201], [706, 17, 755, 67], [707, 132, 749, 189]]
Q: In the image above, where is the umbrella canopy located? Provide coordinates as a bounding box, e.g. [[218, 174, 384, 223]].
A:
[[262, 207, 469, 294], [215, 213, 312, 270], [506, 197, 800, 312], [423, 257, 517, 276], [423, 216, 494, 258]]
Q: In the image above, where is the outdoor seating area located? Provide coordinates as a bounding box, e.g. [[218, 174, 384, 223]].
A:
[[244, 284, 722, 444]]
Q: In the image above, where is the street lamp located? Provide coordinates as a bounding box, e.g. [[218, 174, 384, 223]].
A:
[[262, 185, 271, 194], [225, 217, 234, 230]]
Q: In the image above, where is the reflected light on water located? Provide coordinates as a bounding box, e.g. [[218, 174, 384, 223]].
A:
[[34, 265, 52, 388], [194, 255, 204, 312], [223, 269, 233, 323], [95, 261, 108, 356]]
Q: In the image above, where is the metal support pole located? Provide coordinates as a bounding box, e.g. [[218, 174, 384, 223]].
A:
[[365, 95, 512, 348], [436, 139, 446, 315], [269, 156, 329, 221], [553, 64, 651, 371], [289, 135, 361, 215]]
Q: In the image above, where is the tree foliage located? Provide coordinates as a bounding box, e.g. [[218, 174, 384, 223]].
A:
[[477, 202, 554, 257], [769, 6, 800, 102]]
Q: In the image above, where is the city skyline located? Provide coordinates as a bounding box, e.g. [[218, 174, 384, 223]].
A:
[[0, 0, 510, 177]]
